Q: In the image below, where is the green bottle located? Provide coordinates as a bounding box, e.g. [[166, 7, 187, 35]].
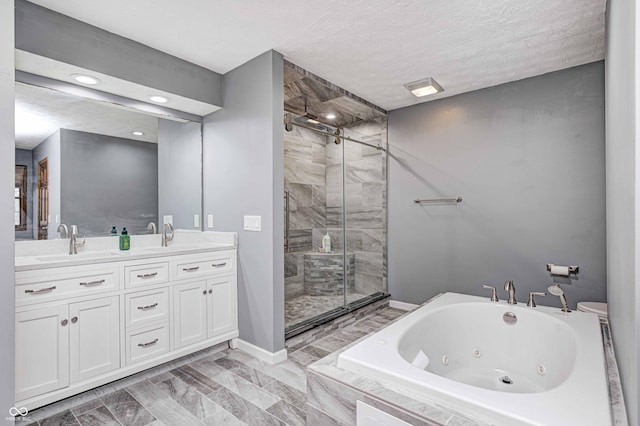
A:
[[119, 227, 130, 251]]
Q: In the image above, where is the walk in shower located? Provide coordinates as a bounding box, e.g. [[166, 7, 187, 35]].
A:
[[283, 61, 388, 338]]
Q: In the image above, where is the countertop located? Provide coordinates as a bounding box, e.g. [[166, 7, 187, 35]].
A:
[[15, 230, 237, 272]]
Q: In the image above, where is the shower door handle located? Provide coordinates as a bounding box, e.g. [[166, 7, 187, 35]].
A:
[[284, 190, 290, 252]]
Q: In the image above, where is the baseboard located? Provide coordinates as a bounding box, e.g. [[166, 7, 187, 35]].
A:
[[389, 300, 419, 311], [235, 339, 288, 365]]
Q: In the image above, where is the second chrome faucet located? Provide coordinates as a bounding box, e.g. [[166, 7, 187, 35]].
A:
[[504, 280, 517, 304]]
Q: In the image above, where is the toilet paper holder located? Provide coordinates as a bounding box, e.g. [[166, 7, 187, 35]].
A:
[[546, 264, 579, 275]]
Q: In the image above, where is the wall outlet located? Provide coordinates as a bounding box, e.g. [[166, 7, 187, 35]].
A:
[[163, 215, 173, 226], [194, 214, 199, 228], [207, 214, 214, 228], [243, 215, 261, 232]]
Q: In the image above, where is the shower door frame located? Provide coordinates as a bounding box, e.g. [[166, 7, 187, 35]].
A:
[[284, 117, 389, 339]]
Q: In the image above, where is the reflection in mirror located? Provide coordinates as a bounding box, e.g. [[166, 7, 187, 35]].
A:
[[14, 82, 202, 240]]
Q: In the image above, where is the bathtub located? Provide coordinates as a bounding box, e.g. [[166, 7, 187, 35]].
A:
[[338, 292, 611, 425]]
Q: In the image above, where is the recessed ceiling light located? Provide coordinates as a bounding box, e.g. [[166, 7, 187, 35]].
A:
[[326, 113, 336, 120], [405, 77, 444, 97], [132, 131, 144, 136], [70, 74, 100, 85], [147, 95, 169, 104]]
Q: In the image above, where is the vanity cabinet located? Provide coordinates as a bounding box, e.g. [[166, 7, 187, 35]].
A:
[[15, 296, 119, 401], [15, 247, 238, 410], [15, 305, 69, 401], [173, 275, 238, 348]]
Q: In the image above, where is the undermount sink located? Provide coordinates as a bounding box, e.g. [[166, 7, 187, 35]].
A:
[[132, 244, 205, 253], [35, 251, 117, 262]]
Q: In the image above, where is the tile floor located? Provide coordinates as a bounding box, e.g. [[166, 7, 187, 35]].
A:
[[26, 306, 406, 426], [284, 292, 369, 329]]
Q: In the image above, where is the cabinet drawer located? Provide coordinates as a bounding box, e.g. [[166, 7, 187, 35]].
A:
[[125, 262, 169, 289], [16, 269, 119, 306], [171, 251, 235, 280], [126, 324, 169, 365], [125, 288, 169, 329]]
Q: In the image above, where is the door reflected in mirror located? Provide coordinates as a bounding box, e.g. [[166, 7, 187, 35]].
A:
[[15, 82, 203, 240]]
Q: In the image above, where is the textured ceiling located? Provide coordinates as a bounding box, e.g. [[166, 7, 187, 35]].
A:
[[27, 0, 606, 111], [15, 82, 158, 150]]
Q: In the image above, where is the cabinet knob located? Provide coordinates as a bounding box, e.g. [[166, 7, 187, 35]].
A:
[[208, 289, 212, 294], [71, 316, 78, 323], [202, 290, 207, 295], [61, 319, 68, 326]]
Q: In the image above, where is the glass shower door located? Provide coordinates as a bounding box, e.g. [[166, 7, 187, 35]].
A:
[[343, 118, 388, 306], [283, 122, 346, 335]]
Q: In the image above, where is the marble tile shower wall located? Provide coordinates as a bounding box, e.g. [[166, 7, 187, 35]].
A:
[[284, 116, 388, 302], [325, 117, 388, 296], [284, 124, 327, 300]]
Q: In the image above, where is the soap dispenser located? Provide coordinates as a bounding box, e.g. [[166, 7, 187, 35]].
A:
[[110, 226, 118, 236], [119, 227, 130, 251], [322, 232, 332, 253]]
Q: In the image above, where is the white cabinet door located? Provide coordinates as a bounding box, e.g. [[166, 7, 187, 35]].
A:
[[15, 305, 69, 401], [207, 275, 237, 339], [173, 281, 207, 348], [69, 296, 120, 383]]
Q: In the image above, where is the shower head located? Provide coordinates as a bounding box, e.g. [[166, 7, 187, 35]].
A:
[[301, 104, 319, 123], [547, 284, 564, 296]]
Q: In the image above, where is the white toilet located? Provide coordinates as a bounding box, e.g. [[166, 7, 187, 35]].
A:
[[577, 301, 608, 318]]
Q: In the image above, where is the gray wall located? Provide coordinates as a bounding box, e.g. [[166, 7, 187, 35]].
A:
[[203, 50, 285, 353], [606, 0, 639, 423], [388, 62, 606, 311], [158, 119, 202, 230], [15, 0, 222, 107], [60, 129, 158, 236], [33, 130, 61, 240], [15, 148, 34, 240], [1, 0, 15, 414]]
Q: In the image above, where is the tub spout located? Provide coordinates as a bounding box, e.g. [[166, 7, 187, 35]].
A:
[[504, 280, 517, 304]]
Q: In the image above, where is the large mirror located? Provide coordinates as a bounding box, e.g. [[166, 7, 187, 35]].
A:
[[14, 81, 203, 240]]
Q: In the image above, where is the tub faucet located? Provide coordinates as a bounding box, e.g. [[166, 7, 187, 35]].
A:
[[69, 225, 85, 255], [504, 280, 517, 304], [548, 284, 571, 313], [482, 285, 499, 302], [162, 223, 174, 247]]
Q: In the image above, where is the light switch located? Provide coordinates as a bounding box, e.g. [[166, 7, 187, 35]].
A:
[[194, 214, 200, 227], [163, 215, 173, 226], [208, 214, 214, 228], [243, 215, 262, 232]]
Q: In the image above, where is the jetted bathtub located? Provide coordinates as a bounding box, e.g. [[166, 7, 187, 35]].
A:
[[338, 292, 611, 425]]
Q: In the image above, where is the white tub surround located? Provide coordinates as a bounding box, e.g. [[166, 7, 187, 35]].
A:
[[15, 231, 238, 410], [305, 292, 624, 426]]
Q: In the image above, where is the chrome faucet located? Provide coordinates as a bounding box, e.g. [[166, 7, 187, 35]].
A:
[[147, 221, 157, 234], [548, 284, 571, 313], [482, 285, 499, 302], [504, 280, 517, 304], [162, 223, 174, 247], [57, 223, 69, 239], [69, 225, 85, 255]]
